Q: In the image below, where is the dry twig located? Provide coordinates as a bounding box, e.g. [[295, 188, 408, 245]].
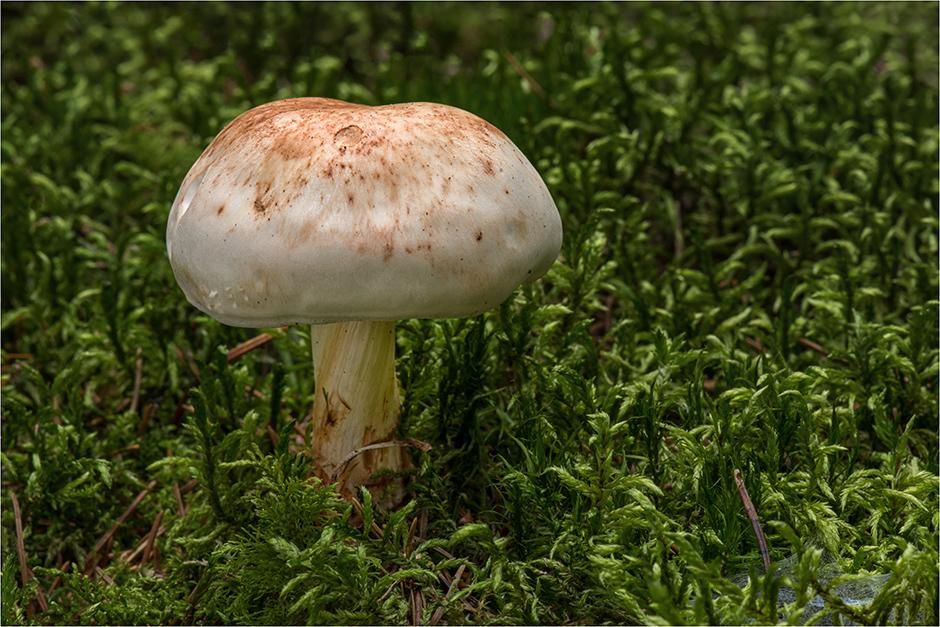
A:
[[404, 516, 420, 559], [349, 496, 386, 539], [798, 337, 849, 364], [137, 402, 153, 438], [410, 587, 425, 626], [734, 468, 771, 573], [142, 510, 164, 566], [11, 491, 28, 588], [504, 52, 556, 109], [47, 561, 71, 596], [84, 480, 158, 575], [226, 327, 288, 363], [332, 438, 432, 483], [430, 563, 466, 626], [173, 482, 186, 519], [745, 337, 770, 354], [130, 347, 143, 413], [10, 491, 49, 613]]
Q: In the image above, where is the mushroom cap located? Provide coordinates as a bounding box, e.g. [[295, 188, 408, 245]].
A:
[[166, 98, 562, 327]]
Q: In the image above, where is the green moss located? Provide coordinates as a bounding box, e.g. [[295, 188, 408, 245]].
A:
[[2, 2, 937, 624]]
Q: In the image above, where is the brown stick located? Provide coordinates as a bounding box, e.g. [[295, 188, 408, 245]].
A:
[[349, 496, 386, 540], [180, 478, 200, 493], [84, 480, 158, 574], [226, 327, 288, 363], [11, 492, 28, 587], [94, 566, 115, 585], [130, 347, 144, 413], [798, 337, 850, 364], [26, 568, 49, 612], [674, 200, 684, 259], [142, 510, 164, 565], [745, 337, 770, 355], [137, 403, 153, 438], [431, 546, 457, 561], [734, 468, 771, 573], [9, 491, 47, 613], [504, 52, 556, 109], [418, 508, 428, 542], [404, 516, 419, 559], [410, 587, 425, 626], [797, 337, 828, 356], [430, 563, 466, 626], [266, 424, 279, 447], [123, 536, 148, 565], [378, 581, 399, 604], [47, 561, 71, 596], [173, 483, 186, 519], [172, 387, 192, 428], [332, 438, 432, 483]]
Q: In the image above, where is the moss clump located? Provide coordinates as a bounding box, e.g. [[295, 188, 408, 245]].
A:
[[2, 2, 937, 624]]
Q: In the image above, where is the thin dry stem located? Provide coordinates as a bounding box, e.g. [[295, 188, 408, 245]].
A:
[[84, 480, 157, 575], [226, 327, 288, 363], [504, 52, 556, 108], [734, 468, 771, 573], [332, 438, 432, 483], [130, 347, 143, 413], [11, 491, 28, 587]]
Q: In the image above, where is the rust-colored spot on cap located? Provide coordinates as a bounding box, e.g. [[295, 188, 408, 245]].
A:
[[334, 125, 363, 146]]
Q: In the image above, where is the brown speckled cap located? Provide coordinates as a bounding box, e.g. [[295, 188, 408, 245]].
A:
[[166, 98, 562, 327]]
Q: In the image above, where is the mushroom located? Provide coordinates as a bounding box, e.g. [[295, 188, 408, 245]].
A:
[[166, 98, 562, 503]]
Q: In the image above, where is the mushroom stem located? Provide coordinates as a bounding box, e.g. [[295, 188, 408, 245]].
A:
[[309, 320, 408, 503]]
